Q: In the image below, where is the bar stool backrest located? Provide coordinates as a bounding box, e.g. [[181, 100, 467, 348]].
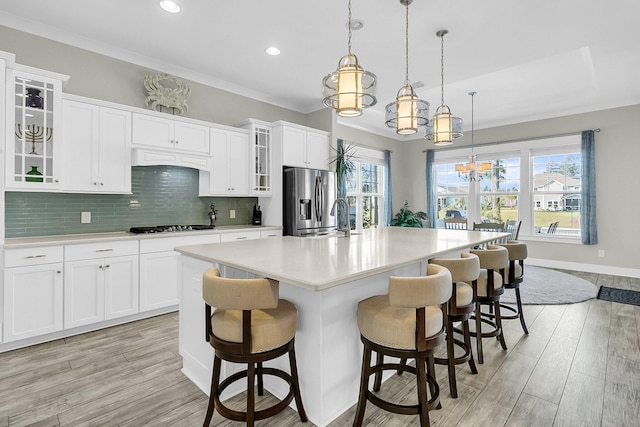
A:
[[389, 264, 452, 309]]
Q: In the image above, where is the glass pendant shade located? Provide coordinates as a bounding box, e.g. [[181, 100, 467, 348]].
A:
[[425, 104, 463, 145], [322, 54, 377, 117], [385, 84, 429, 135]]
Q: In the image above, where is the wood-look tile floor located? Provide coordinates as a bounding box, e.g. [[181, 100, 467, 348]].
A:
[[1, 271, 638, 426]]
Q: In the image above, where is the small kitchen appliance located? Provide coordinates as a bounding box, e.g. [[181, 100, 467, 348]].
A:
[[252, 204, 262, 225]]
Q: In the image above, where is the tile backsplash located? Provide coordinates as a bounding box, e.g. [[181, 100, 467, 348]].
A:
[[5, 166, 258, 238]]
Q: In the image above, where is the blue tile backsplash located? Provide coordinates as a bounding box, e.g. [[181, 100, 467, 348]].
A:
[[5, 166, 258, 238]]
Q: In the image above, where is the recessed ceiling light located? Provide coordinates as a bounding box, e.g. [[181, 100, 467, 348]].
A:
[[265, 47, 281, 56], [160, 1, 180, 13]]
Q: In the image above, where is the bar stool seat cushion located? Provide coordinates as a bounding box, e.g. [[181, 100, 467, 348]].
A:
[[455, 282, 474, 306], [505, 263, 523, 280], [475, 270, 504, 297], [357, 295, 443, 350], [212, 299, 297, 354]]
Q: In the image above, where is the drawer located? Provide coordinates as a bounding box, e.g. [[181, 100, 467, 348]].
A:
[[220, 231, 261, 243], [139, 234, 221, 253], [5, 246, 64, 268], [65, 240, 139, 261], [260, 230, 282, 238]]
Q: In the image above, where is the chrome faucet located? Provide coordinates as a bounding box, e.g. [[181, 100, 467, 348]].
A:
[[208, 203, 217, 227], [330, 198, 351, 237]]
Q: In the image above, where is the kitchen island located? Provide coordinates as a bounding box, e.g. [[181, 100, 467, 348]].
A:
[[175, 227, 508, 426]]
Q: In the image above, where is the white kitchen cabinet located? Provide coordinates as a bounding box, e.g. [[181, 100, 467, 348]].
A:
[[139, 234, 221, 312], [219, 230, 261, 242], [279, 122, 330, 170], [61, 99, 131, 193], [260, 229, 282, 238], [132, 113, 210, 154], [64, 241, 139, 328], [5, 67, 69, 190], [3, 246, 64, 342], [199, 128, 249, 196]]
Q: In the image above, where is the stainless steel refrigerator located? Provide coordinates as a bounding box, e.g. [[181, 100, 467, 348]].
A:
[[283, 167, 336, 237]]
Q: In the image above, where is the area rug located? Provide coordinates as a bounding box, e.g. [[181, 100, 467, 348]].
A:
[[597, 286, 640, 306], [501, 266, 598, 305]]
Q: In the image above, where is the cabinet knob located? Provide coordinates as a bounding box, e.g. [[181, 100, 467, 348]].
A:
[[93, 182, 97, 185], [100, 182, 104, 186], [57, 271, 62, 274], [55, 179, 59, 183], [175, 140, 179, 144]]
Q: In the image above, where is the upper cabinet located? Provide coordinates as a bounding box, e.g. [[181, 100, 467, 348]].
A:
[[237, 120, 274, 196], [61, 99, 132, 193], [278, 122, 331, 170], [5, 67, 69, 190], [199, 127, 249, 196], [132, 113, 210, 154]]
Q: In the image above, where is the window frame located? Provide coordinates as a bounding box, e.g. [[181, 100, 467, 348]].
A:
[[432, 135, 582, 242], [345, 145, 385, 232]]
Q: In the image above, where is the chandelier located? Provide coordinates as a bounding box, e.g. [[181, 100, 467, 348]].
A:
[[425, 29, 463, 145], [456, 91, 491, 181], [322, 0, 377, 117], [384, 0, 429, 135]]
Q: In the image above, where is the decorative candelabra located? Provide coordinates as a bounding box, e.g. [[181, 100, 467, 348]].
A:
[[15, 124, 53, 155]]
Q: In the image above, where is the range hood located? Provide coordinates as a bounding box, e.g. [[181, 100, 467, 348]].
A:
[[131, 148, 210, 171]]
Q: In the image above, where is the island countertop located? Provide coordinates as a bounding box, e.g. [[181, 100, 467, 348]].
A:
[[175, 227, 508, 291]]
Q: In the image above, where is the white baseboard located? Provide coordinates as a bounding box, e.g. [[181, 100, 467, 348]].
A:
[[528, 258, 640, 279]]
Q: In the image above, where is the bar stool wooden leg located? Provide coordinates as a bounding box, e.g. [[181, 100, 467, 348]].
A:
[[426, 355, 441, 410], [462, 319, 478, 374], [288, 346, 308, 422], [445, 320, 457, 398], [416, 354, 431, 427], [373, 352, 384, 391], [354, 346, 372, 427], [204, 356, 222, 427], [247, 361, 255, 426], [475, 301, 484, 364], [257, 362, 264, 396], [494, 301, 508, 350], [515, 287, 529, 334]]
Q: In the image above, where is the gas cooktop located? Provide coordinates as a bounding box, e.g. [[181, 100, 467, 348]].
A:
[[129, 225, 215, 234]]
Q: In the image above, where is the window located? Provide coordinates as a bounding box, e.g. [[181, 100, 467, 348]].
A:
[[346, 152, 385, 231], [434, 162, 469, 228], [531, 150, 581, 235], [431, 134, 581, 239], [478, 157, 520, 224]]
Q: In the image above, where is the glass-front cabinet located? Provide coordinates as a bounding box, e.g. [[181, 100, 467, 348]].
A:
[[238, 119, 273, 196], [6, 67, 68, 190]]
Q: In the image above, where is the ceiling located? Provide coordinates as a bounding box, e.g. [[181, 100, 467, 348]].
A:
[[1, 0, 639, 141]]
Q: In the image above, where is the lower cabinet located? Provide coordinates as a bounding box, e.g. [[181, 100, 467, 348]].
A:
[[3, 262, 64, 342], [139, 234, 222, 312], [64, 240, 139, 329], [64, 255, 139, 328]]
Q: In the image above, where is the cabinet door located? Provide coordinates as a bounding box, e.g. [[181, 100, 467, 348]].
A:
[[306, 131, 331, 170], [139, 251, 180, 312], [3, 263, 64, 342], [61, 100, 99, 192], [98, 107, 131, 193], [208, 129, 231, 194], [227, 131, 249, 194], [174, 122, 210, 154], [64, 259, 104, 329], [104, 255, 139, 320], [132, 113, 173, 149], [282, 126, 307, 168], [7, 70, 63, 190]]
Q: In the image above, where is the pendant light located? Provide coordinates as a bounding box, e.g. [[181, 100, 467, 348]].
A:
[[322, 0, 377, 117], [425, 29, 463, 145], [384, 0, 429, 135], [455, 91, 491, 180]]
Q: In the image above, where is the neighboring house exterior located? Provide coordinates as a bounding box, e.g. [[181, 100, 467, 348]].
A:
[[533, 172, 581, 210]]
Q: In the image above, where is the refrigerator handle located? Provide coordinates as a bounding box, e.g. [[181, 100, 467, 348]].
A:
[[315, 176, 322, 222]]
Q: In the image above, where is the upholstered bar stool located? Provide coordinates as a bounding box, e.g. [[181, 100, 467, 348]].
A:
[[354, 264, 452, 427], [202, 268, 307, 427], [497, 240, 529, 334], [468, 245, 509, 364], [429, 253, 480, 398]]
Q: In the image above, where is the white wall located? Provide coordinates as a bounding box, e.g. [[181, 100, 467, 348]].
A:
[[400, 104, 640, 275]]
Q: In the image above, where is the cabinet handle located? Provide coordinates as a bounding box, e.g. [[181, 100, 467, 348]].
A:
[[236, 237, 248, 240], [25, 254, 47, 259], [95, 249, 114, 252], [104, 265, 110, 268]]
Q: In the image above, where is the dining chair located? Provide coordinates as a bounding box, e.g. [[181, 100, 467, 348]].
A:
[[444, 218, 468, 230], [472, 222, 506, 246], [505, 220, 522, 240], [547, 221, 559, 234]]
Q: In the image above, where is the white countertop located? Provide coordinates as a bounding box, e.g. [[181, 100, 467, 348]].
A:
[[175, 227, 509, 291], [3, 225, 281, 248]]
